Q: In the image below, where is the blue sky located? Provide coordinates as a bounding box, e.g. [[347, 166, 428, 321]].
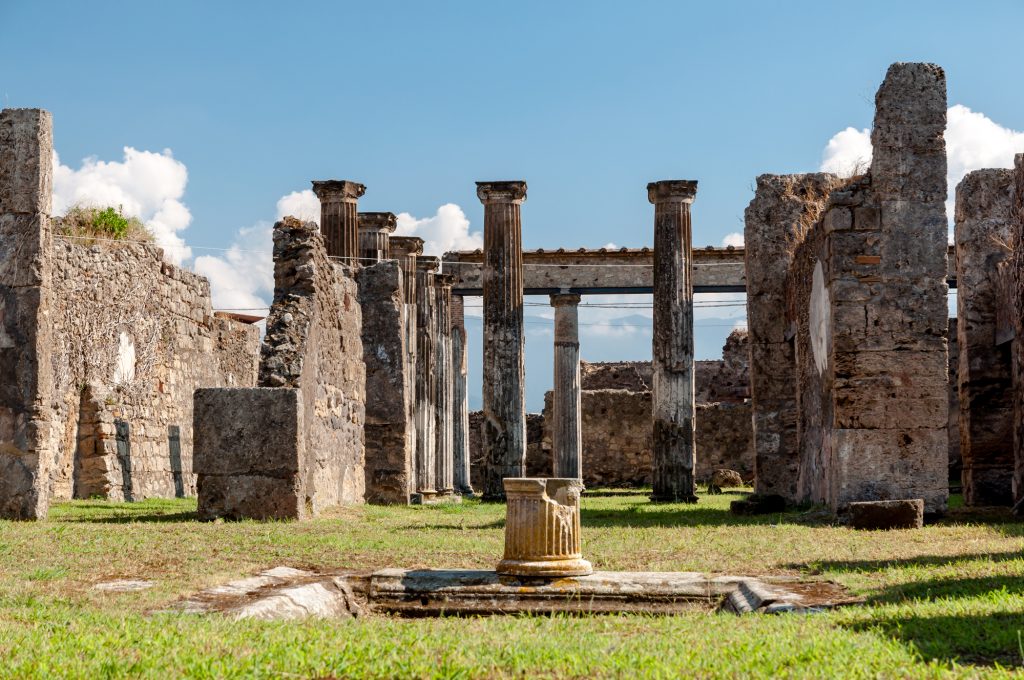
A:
[[4, 1, 1024, 410]]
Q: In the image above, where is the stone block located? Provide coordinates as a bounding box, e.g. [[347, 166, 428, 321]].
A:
[[193, 387, 306, 520], [0, 109, 53, 215], [848, 499, 924, 530]]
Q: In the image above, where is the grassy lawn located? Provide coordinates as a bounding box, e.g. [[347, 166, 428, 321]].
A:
[[1, 490, 1023, 678]]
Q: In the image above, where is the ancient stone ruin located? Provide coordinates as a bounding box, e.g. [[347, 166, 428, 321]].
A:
[[5, 60, 1024, 526]]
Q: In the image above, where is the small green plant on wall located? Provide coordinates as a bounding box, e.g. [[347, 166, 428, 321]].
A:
[[57, 204, 153, 244]]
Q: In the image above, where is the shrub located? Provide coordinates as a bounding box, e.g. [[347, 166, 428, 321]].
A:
[[57, 204, 153, 244]]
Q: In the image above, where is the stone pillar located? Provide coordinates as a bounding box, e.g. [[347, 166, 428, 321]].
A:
[[0, 109, 55, 520], [311, 180, 365, 264], [1012, 154, 1024, 514], [358, 212, 396, 264], [390, 236, 423, 499], [550, 293, 582, 480], [414, 256, 439, 499], [497, 478, 592, 577], [477, 181, 527, 501], [954, 169, 1015, 506], [451, 295, 473, 495], [433, 273, 455, 496], [648, 180, 698, 503]]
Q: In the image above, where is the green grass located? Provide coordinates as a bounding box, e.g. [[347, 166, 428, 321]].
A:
[[1, 491, 1023, 678]]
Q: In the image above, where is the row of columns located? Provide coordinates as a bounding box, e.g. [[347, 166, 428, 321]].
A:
[[314, 177, 699, 504]]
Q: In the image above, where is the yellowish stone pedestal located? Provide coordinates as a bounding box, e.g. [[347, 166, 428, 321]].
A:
[[497, 478, 593, 577]]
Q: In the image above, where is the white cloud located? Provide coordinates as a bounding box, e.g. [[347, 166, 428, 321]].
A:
[[52, 147, 193, 263], [721, 232, 744, 247], [193, 222, 273, 312], [395, 203, 482, 256], [819, 105, 1024, 230], [819, 126, 872, 177], [276, 189, 320, 223]]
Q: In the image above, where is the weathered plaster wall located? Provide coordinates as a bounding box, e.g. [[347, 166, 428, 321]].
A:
[[49, 240, 259, 502], [745, 173, 839, 502]]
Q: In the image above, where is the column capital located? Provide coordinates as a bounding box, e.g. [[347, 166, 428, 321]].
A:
[[434, 272, 457, 287], [311, 179, 366, 203], [647, 180, 698, 205], [476, 181, 527, 205], [550, 293, 581, 307], [416, 255, 440, 273], [390, 236, 424, 257], [358, 211, 397, 233]]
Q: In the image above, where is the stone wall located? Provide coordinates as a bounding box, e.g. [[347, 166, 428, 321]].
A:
[[786, 63, 950, 514], [357, 261, 413, 504], [1013, 154, 1024, 511], [196, 217, 366, 520], [49, 241, 260, 501], [0, 108, 260, 519], [468, 411, 545, 489], [954, 169, 1015, 505], [745, 173, 840, 502]]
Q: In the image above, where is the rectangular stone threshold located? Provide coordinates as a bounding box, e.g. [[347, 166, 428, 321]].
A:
[[167, 567, 859, 621]]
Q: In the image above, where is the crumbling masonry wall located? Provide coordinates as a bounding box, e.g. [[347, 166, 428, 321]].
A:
[[954, 169, 1014, 505], [787, 63, 950, 514], [49, 241, 259, 502], [196, 217, 366, 520]]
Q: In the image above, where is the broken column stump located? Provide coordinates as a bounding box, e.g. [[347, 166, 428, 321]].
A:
[[497, 478, 592, 577]]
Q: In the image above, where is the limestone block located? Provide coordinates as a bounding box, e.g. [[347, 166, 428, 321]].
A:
[[193, 387, 306, 520], [848, 499, 924, 530]]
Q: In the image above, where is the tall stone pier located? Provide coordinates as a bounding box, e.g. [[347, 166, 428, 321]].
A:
[[312, 180, 365, 264], [434, 273, 456, 497], [358, 212, 396, 264], [0, 109, 55, 520], [451, 294, 473, 495], [478, 181, 527, 501], [954, 170, 1014, 505], [648, 180, 698, 503], [414, 256, 439, 499], [550, 293, 582, 480]]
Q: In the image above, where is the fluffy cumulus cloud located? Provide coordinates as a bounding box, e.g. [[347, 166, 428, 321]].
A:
[[820, 105, 1024, 228], [395, 203, 482, 256], [52, 147, 193, 263], [193, 191, 323, 312], [276, 189, 321, 223], [721, 232, 744, 247]]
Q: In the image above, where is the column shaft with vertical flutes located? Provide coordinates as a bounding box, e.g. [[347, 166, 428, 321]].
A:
[[551, 293, 582, 480]]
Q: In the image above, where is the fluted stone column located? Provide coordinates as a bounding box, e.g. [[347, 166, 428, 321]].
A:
[[649, 180, 698, 503], [358, 211, 396, 264], [311, 180, 365, 264], [434, 273, 456, 497], [478, 181, 528, 501], [451, 294, 473, 495], [550, 293, 582, 480], [414, 256, 439, 499], [391, 236, 423, 498]]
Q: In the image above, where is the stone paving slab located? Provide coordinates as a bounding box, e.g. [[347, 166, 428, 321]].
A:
[[165, 567, 860, 621]]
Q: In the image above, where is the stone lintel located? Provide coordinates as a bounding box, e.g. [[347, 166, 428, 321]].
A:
[[311, 180, 366, 203], [476, 181, 527, 204], [647, 180, 698, 204]]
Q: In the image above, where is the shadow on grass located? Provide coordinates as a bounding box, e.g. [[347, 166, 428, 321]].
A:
[[579, 502, 804, 528], [794, 550, 1024, 575], [843, 609, 1024, 668], [837, 575, 1024, 667]]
